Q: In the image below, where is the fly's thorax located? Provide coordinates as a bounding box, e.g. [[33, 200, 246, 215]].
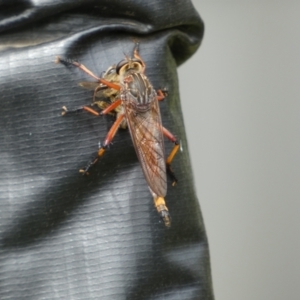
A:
[[121, 73, 156, 112]]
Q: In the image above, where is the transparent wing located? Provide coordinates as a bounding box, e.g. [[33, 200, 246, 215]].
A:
[[79, 81, 106, 98], [124, 98, 167, 197], [78, 81, 100, 90]]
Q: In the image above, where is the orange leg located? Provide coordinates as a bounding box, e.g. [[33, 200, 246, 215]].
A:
[[157, 89, 168, 101], [80, 114, 125, 175], [100, 99, 121, 115], [55, 56, 120, 91], [162, 126, 180, 186], [61, 99, 122, 117]]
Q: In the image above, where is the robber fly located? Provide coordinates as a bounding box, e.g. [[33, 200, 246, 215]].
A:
[[55, 44, 180, 227]]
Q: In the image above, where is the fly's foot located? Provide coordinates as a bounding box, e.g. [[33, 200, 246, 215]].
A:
[[166, 164, 178, 186], [79, 157, 99, 175], [79, 169, 89, 176], [61, 105, 83, 116], [161, 87, 168, 97], [55, 56, 61, 64], [61, 106, 68, 116]]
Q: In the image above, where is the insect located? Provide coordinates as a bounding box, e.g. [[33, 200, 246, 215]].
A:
[[55, 44, 180, 227]]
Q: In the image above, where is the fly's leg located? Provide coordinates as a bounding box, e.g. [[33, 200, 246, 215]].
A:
[[156, 88, 168, 101], [62, 99, 121, 117], [79, 113, 125, 175], [99, 99, 121, 115], [61, 105, 100, 116], [154, 196, 171, 228], [55, 56, 120, 91], [162, 127, 180, 186], [133, 43, 146, 72]]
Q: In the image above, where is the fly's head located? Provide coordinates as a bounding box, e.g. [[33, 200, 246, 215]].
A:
[[116, 56, 145, 79]]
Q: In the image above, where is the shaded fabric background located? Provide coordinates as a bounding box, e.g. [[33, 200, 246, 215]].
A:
[[0, 1, 213, 299]]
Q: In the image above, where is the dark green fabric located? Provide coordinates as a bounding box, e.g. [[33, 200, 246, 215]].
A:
[[0, 1, 213, 299]]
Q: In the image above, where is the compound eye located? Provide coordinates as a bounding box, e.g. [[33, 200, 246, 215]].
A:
[[116, 59, 128, 75], [131, 58, 144, 72], [132, 58, 142, 65], [106, 65, 116, 75]]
